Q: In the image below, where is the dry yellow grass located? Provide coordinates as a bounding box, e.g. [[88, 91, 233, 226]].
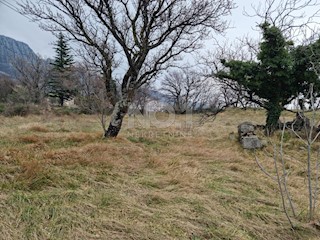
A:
[[0, 109, 319, 239]]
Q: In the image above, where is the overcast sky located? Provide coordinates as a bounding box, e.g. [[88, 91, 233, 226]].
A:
[[0, 0, 313, 59]]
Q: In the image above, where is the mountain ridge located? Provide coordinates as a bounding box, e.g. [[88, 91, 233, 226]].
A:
[[0, 35, 38, 77]]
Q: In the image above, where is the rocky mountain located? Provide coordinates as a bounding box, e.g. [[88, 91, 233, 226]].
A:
[[0, 35, 37, 77]]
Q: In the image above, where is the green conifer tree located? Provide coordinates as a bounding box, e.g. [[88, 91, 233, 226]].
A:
[[217, 22, 319, 134], [48, 32, 75, 106]]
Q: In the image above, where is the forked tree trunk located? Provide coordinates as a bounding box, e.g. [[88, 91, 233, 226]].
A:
[[104, 98, 129, 138]]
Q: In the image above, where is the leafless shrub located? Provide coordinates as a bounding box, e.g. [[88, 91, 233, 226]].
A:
[[0, 75, 14, 103], [255, 84, 320, 228], [13, 55, 49, 104]]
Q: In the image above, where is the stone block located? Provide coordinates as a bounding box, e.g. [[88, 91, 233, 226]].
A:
[[241, 136, 262, 149]]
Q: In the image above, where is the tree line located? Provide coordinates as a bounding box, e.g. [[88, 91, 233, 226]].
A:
[[0, 32, 219, 117], [0, 0, 316, 137]]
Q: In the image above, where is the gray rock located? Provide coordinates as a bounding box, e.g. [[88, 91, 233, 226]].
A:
[[238, 122, 255, 137], [285, 112, 311, 132], [238, 122, 263, 149], [241, 136, 262, 149]]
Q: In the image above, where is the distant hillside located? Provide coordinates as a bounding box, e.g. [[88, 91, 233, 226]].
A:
[[0, 35, 37, 77]]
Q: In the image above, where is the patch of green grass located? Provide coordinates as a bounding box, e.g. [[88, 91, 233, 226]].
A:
[[144, 194, 167, 206], [127, 136, 155, 145], [97, 193, 120, 208], [138, 178, 163, 189], [192, 201, 206, 214], [62, 191, 79, 202], [242, 210, 254, 220], [3, 191, 75, 239], [206, 176, 234, 195], [26, 173, 54, 191], [66, 181, 80, 190], [4, 171, 54, 191], [45, 135, 95, 149], [52, 107, 81, 116]]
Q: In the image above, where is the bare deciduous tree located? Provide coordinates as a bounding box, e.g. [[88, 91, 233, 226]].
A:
[[77, 42, 118, 106], [73, 61, 113, 131], [0, 75, 14, 103], [19, 0, 234, 137], [129, 83, 154, 116], [13, 55, 49, 104], [198, 38, 260, 123], [244, 0, 320, 40], [161, 69, 209, 114]]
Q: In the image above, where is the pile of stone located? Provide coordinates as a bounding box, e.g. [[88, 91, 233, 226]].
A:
[[284, 112, 311, 131], [238, 122, 262, 149]]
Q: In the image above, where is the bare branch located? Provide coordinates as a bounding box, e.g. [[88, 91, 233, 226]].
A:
[[244, 0, 320, 39]]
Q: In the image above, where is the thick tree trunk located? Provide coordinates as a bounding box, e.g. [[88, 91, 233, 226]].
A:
[[103, 64, 118, 107], [104, 98, 129, 138], [265, 102, 282, 135]]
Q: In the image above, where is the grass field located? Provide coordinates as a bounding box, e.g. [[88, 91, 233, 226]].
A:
[[0, 108, 320, 239]]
